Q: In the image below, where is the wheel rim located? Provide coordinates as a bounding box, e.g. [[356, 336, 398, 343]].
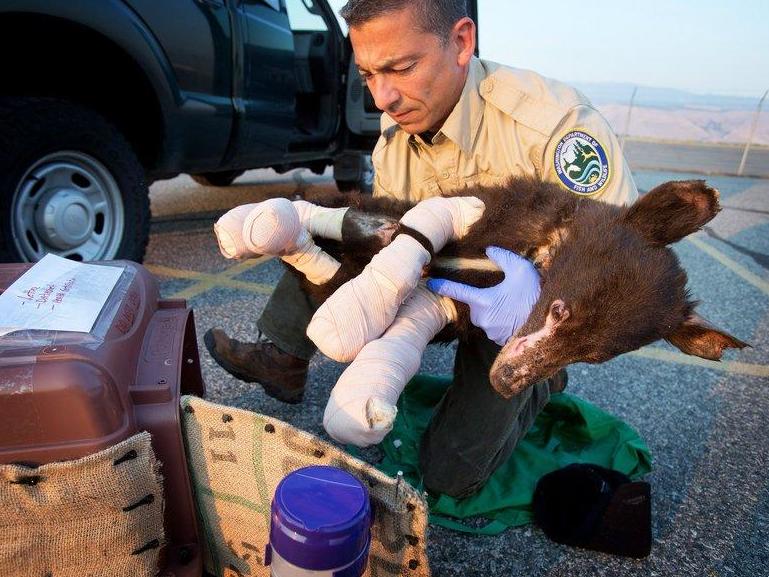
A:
[[11, 151, 125, 261]]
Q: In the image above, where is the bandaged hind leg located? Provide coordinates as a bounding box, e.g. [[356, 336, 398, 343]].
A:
[[323, 283, 457, 446], [308, 196, 485, 362], [213, 198, 349, 284]]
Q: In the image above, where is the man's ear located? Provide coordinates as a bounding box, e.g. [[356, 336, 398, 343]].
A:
[[666, 313, 748, 360], [624, 180, 720, 246], [452, 16, 476, 66]]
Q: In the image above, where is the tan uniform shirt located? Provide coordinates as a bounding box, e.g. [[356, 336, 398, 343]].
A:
[[372, 57, 638, 206]]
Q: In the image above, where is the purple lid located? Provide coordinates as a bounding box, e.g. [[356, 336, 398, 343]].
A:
[[269, 465, 371, 571]]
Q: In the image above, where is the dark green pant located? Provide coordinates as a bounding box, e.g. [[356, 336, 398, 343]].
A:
[[258, 269, 551, 498], [258, 270, 319, 361]]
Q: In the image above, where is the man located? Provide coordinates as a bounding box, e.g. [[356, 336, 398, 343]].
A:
[[205, 0, 638, 498]]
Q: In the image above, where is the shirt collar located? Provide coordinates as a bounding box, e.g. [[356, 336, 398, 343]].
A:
[[439, 57, 485, 154], [379, 57, 485, 154]]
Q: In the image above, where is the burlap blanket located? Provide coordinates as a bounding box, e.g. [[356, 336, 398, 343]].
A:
[[180, 395, 431, 577], [0, 431, 164, 577]]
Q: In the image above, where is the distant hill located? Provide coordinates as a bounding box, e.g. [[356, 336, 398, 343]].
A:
[[570, 83, 769, 146], [571, 82, 763, 111]]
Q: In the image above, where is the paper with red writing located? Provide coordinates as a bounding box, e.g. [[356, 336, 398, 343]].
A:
[[0, 254, 124, 337]]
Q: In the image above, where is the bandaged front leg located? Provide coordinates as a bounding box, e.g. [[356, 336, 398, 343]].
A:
[[399, 196, 486, 252], [323, 283, 457, 446], [214, 198, 341, 284], [307, 234, 430, 361], [307, 196, 485, 362]]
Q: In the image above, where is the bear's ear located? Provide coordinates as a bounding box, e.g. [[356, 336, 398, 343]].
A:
[[624, 180, 720, 246], [666, 313, 748, 360]]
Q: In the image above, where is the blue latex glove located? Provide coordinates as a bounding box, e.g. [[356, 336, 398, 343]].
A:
[[426, 246, 541, 346]]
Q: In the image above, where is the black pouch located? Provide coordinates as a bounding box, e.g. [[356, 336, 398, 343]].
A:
[[532, 463, 651, 558]]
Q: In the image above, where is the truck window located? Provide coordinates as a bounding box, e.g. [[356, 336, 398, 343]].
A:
[[325, 0, 349, 35], [285, 0, 328, 31], [284, 0, 338, 142]]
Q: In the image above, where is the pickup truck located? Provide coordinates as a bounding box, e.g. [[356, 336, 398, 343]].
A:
[[0, 0, 386, 264]]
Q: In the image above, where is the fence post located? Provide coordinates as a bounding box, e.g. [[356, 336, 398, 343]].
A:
[[738, 89, 768, 176], [619, 86, 637, 150]]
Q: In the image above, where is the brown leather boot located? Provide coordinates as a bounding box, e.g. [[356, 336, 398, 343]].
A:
[[203, 328, 308, 404]]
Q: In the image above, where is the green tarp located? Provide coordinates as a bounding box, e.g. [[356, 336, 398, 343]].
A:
[[374, 375, 652, 535]]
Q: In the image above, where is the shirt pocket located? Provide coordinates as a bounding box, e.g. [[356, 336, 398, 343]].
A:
[[457, 154, 514, 190], [457, 171, 511, 190]]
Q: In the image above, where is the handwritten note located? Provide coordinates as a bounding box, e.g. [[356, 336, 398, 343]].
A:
[[0, 254, 124, 337]]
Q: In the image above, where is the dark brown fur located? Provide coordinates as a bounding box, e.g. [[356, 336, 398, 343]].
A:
[[294, 176, 747, 397]]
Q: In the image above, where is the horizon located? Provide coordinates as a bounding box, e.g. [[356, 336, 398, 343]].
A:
[[556, 80, 767, 102]]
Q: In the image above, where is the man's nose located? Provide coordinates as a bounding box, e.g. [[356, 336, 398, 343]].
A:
[[368, 76, 400, 112]]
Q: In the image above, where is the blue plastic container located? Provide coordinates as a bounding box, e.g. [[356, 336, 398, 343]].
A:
[[266, 465, 372, 577]]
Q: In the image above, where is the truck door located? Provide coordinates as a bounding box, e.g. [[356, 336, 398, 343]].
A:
[[229, 0, 297, 165], [282, 0, 345, 147]]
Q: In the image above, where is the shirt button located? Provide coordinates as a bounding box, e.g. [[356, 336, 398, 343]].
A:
[[442, 171, 450, 179]]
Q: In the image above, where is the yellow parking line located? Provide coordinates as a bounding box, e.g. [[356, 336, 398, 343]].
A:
[[171, 277, 274, 300], [630, 346, 769, 378], [144, 263, 203, 281], [145, 256, 275, 299], [219, 256, 274, 276], [686, 235, 769, 297]]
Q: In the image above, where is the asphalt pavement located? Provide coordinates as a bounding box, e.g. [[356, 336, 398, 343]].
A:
[[148, 166, 769, 577], [623, 139, 769, 179]]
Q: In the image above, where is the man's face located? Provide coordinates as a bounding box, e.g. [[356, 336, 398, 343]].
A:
[[349, 6, 474, 135]]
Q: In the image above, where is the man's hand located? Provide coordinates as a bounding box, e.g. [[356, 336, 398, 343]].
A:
[[426, 247, 541, 346]]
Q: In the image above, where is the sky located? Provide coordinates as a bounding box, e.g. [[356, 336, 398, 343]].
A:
[[328, 0, 769, 99], [478, 0, 768, 98]]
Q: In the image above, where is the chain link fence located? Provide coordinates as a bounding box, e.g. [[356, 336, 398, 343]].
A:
[[587, 86, 769, 178]]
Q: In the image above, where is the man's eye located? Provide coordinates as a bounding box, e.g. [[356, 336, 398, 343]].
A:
[[394, 63, 416, 75]]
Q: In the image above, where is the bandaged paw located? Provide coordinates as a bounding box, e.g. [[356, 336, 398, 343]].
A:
[[323, 283, 456, 446], [214, 198, 341, 284], [214, 198, 302, 258], [242, 197, 303, 255], [399, 196, 485, 250], [307, 234, 431, 362], [214, 203, 261, 259]]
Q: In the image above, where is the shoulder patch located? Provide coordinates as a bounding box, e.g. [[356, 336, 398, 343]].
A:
[[554, 129, 610, 196]]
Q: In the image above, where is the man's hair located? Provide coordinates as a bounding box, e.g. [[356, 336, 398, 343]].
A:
[[340, 0, 468, 41]]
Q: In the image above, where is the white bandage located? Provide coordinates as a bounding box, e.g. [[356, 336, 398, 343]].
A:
[[214, 198, 341, 284], [293, 201, 349, 241], [281, 228, 341, 285], [323, 283, 457, 446], [308, 196, 485, 362], [399, 196, 486, 250], [242, 197, 303, 255], [307, 234, 430, 362], [214, 203, 261, 259]]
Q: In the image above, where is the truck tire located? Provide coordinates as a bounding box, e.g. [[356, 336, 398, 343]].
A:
[[191, 170, 245, 187], [0, 98, 150, 263], [334, 153, 374, 194]]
